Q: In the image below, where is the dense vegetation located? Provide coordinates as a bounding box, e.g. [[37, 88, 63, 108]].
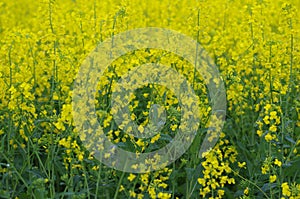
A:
[[0, 0, 299, 198]]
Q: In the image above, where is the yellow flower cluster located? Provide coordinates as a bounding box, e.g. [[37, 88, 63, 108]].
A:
[[281, 182, 300, 199], [198, 133, 237, 198], [119, 168, 172, 199], [256, 103, 281, 142]]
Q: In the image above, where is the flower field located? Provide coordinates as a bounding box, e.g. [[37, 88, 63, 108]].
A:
[[0, 0, 299, 198]]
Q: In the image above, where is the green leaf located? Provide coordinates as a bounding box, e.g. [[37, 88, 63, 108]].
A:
[[261, 183, 277, 192], [285, 135, 296, 144], [283, 159, 300, 178]]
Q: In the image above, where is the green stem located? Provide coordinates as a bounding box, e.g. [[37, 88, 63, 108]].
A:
[[233, 170, 270, 199], [113, 171, 126, 199], [0, 151, 30, 190]]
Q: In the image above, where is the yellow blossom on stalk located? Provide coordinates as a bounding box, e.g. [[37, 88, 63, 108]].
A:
[[264, 104, 272, 113], [128, 173, 136, 182], [270, 175, 277, 183], [282, 182, 291, 197], [119, 185, 125, 192], [274, 159, 282, 167], [129, 190, 137, 198], [293, 148, 297, 154], [157, 192, 171, 199], [198, 139, 237, 197], [269, 111, 277, 120], [150, 133, 161, 143], [244, 187, 249, 195], [136, 139, 145, 148], [269, 125, 277, 132], [140, 173, 149, 185], [170, 124, 178, 131], [238, 162, 246, 169], [148, 187, 156, 199], [256, 121, 263, 129], [218, 189, 225, 197], [263, 116, 270, 125], [262, 165, 270, 175], [265, 133, 273, 142], [257, 130, 263, 137]]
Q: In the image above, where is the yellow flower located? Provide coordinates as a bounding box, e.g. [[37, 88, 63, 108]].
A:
[[257, 130, 263, 137], [293, 148, 297, 154], [170, 124, 178, 131], [137, 194, 144, 199], [218, 189, 225, 197], [265, 133, 273, 142], [119, 185, 125, 192], [263, 116, 270, 124], [238, 162, 246, 169], [141, 173, 149, 185], [158, 182, 168, 189], [77, 153, 84, 161], [261, 165, 270, 174], [128, 173, 136, 182], [281, 182, 291, 196], [269, 111, 277, 119], [131, 113, 137, 120], [148, 186, 156, 199], [136, 139, 145, 147], [129, 190, 137, 198], [138, 125, 144, 133], [227, 178, 235, 184], [270, 175, 277, 183], [157, 192, 171, 199], [150, 133, 160, 143], [59, 137, 71, 148], [269, 125, 277, 132], [264, 104, 272, 112], [244, 187, 249, 195], [198, 178, 206, 186], [274, 159, 282, 167]]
